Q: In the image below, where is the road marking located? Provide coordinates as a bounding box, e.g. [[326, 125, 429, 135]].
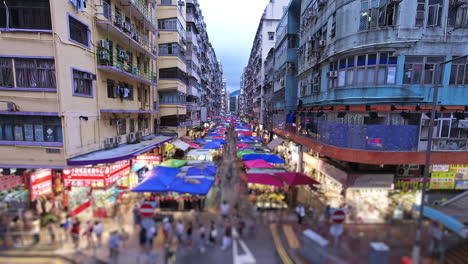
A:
[[282, 224, 300, 249], [270, 224, 294, 264], [232, 228, 256, 264]]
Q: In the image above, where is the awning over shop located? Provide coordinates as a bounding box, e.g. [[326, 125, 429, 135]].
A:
[[274, 172, 320, 186], [132, 166, 181, 192], [242, 154, 285, 164], [243, 159, 275, 169], [172, 140, 191, 151], [160, 159, 187, 168], [169, 177, 214, 195], [248, 173, 283, 187], [347, 174, 394, 189], [186, 165, 217, 177], [267, 137, 284, 150], [67, 136, 172, 166]]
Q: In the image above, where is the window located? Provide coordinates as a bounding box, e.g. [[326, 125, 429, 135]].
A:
[[118, 119, 126, 135], [449, 5, 468, 27], [129, 119, 135, 133], [330, 52, 397, 88], [159, 91, 186, 104], [68, 15, 89, 48], [450, 57, 468, 85], [359, 0, 399, 30], [107, 79, 116, 98], [103, 0, 111, 19], [0, 116, 62, 143], [0, 0, 52, 30], [117, 82, 133, 100], [159, 67, 187, 83], [72, 69, 93, 97], [268, 32, 275, 40], [403, 56, 444, 85], [0, 58, 14, 87], [0, 57, 56, 89], [159, 43, 186, 59], [415, 0, 443, 27], [158, 18, 185, 37], [331, 12, 337, 39], [161, 0, 172, 5]]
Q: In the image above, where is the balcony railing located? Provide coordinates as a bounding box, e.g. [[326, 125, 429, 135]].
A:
[[128, 0, 158, 30], [97, 48, 157, 85]]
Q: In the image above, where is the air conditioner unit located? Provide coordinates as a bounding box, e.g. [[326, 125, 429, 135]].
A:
[[118, 50, 128, 60], [450, 0, 468, 5], [127, 133, 136, 142], [110, 119, 121, 126], [104, 137, 115, 148], [98, 40, 109, 49], [327, 71, 338, 78], [115, 136, 122, 144], [99, 50, 110, 61], [137, 131, 144, 138], [114, 15, 122, 26], [319, 40, 326, 48], [307, 36, 314, 42], [122, 21, 131, 32], [7, 102, 17, 111]]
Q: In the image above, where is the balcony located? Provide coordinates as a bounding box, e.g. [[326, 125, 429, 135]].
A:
[[122, 0, 158, 30], [97, 49, 157, 85], [432, 138, 468, 151], [96, 14, 156, 60]]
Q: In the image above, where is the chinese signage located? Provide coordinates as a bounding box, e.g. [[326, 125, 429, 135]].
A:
[[63, 162, 130, 188], [132, 155, 161, 165], [430, 172, 456, 190], [429, 164, 468, 190], [30, 169, 52, 199], [395, 178, 429, 191], [431, 164, 450, 172], [0, 175, 23, 191]]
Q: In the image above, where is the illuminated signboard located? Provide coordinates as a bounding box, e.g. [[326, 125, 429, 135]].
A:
[[132, 155, 161, 165], [63, 162, 130, 188], [30, 169, 52, 199], [0, 175, 23, 192]]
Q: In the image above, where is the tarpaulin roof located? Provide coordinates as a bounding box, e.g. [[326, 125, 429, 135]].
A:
[[267, 137, 284, 150], [172, 140, 191, 151], [188, 143, 201, 149], [239, 146, 256, 151], [237, 143, 251, 148], [208, 133, 224, 136], [203, 142, 222, 149], [236, 150, 256, 158], [132, 166, 181, 192], [160, 159, 188, 168], [274, 172, 319, 186], [242, 154, 285, 164], [186, 165, 217, 176], [169, 177, 214, 195], [212, 135, 225, 139], [194, 138, 206, 144], [210, 139, 226, 144], [243, 159, 275, 169], [248, 173, 283, 187]]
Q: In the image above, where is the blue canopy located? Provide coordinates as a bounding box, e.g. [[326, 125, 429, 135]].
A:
[[169, 177, 214, 195], [210, 139, 226, 144], [203, 142, 222, 149], [131, 166, 181, 192], [194, 138, 206, 144], [208, 133, 224, 136], [208, 128, 217, 132], [242, 154, 285, 164], [240, 139, 255, 143], [186, 165, 217, 176]]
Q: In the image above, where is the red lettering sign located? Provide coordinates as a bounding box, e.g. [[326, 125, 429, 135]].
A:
[[63, 162, 130, 188], [133, 155, 161, 165], [0, 175, 23, 191], [30, 169, 52, 199]]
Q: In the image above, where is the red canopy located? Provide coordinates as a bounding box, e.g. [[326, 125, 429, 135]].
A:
[[237, 143, 250, 148], [238, 131, 253, 136], [243, 159, 275, 169], [212, 135, 225, 139], [274, 172, 319, 186], [248, 173, 283, 187]]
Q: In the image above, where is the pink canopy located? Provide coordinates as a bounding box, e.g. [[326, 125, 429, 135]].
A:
[[237, 143, 250, 148], [274, 172, 319, 186], [188, 143, 201, 149], [248, 173, 283, 187], [212, 135, 225, 139], [218, 127, 227, 130], [238, 131, 253, 135], [243, 159, 275, 169]]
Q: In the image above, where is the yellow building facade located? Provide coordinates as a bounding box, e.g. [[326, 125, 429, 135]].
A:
[[0, 0, 166, 169]]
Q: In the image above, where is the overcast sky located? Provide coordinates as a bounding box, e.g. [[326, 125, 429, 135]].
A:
[[198, 0, 270, 93]]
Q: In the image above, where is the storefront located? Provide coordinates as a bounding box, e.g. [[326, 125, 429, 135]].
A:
[[316, 159, 348, 208], [132, 154, 162, 185], [276, 140, 300, 172], [63, 161, 130, 218], [0, 170, 27, 214]]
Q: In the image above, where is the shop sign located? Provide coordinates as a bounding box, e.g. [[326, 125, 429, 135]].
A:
[[431, 164, 450, 172], [394, 178, 429, 191], [63, 162, 130, 188], [455, 180, 468, 190], [0, 175, 23, 191], [318, 160, 347, 185], [133, 155, 161, 165], [430, 172, 456, 190], [30, 169, 52, 199]]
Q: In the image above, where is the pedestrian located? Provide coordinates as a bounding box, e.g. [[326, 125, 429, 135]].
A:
[[175, 220, 184, 244], [132, 204, 141, 226], [94, 221, 103, 247], [31, 216, 41, 245], [208, 220, 217, 247], [295, 204, 306, 225], [163, 217, 172, 245], [325, 205, 331, 220], [47, 221, 56, 244], [71, 219, 81, 249], [10, 217, 22, 248], [221, 221, 232, 251], [198, 224, 206, 253], [186, 221, 193, 248], [145, 222, 157, 254], [139, 225, 147, 253], [60, 214, 72, 242], [83, 220, 94, 249], [237, 216, 246, 237], [108, 230, 121, 260], [220, 200, 230, 219]]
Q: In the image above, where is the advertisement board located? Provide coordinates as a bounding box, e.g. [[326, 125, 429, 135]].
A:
[[30, 169, 52, 199], [63, 162, 130, 188], [429, 172, 456, 189], [0, 175, 23, 191]]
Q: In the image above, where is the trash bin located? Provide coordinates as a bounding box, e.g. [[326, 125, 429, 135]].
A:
[[368, 242, 389, 264]]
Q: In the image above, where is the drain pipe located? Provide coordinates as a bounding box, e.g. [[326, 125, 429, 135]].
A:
[[3, 1, 9, 30]]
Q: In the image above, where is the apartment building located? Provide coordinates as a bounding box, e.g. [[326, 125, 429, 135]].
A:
[[0, 0, 167, 170], [242, 0, 291, 126], [252, 0, 468, 224]]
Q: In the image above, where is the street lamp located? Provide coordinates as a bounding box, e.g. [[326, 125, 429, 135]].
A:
[[411, 54, 468, 264]]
